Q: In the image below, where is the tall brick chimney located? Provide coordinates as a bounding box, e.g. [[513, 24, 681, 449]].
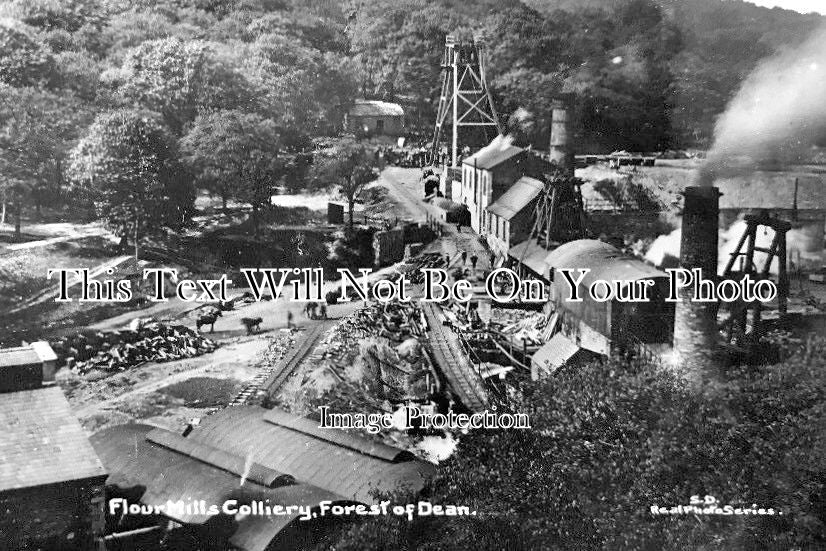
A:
[[549, 97, 574, 177], [673, 186, 721, 386]]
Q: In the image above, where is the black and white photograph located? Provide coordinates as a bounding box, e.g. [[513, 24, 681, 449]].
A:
[[1, 0, 825, 549]]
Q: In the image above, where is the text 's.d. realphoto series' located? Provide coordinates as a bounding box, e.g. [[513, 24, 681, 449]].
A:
[[1, 0, 824, 549]]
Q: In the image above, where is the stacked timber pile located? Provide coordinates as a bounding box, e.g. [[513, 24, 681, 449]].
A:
[[50, 320, 217, 375], [396, 252, 447, 285]]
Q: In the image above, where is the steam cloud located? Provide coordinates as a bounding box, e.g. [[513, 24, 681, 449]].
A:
[[645, 220, 814, 274], [700, 26, 826, 183]]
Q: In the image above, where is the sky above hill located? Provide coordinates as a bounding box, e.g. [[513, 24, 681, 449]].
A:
[[747, 0, 826, 14]]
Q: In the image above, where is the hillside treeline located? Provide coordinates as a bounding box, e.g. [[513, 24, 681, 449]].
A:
[[0, 0, 821, 232]]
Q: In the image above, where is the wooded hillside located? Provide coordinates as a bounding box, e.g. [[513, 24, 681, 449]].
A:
[[0, 0, 822, 229]]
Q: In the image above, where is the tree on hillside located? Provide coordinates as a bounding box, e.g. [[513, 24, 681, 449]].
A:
[[348, 0, 456, 129], [0, 86, 93, 237], [246, 33, 358, 134], [0, 20, 55, 87], [318, 338, 826, 550], [310, 141, 381, 229], [66, 110, 193, 257], [245, 9, 348, 52], [181, 109, 281, 234], [0, 0, 104, 33], [111, 38, 253, 134]]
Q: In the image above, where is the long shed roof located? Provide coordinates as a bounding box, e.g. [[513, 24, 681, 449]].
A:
[[0, 386, 106, 492], [91, 406, 435, 551], [190, 406, 435, 504], [91, 423, 344, 551], [509, 239, 666, 285], [510, 239, 668, 338]]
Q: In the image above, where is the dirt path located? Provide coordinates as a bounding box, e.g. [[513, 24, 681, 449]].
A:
[[66, 285, 362, 433], [69, 335, 273, 420], [0, 222, 111, 253], [378, 167, 496, 275]]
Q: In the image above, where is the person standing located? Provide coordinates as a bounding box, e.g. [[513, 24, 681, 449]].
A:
[[287, 310, 294, 329], [461, 251, 467, 266], [470, 254, 478, 271]]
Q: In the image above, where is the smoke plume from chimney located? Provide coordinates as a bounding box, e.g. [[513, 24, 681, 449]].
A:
[[700, 26, 826, 184]]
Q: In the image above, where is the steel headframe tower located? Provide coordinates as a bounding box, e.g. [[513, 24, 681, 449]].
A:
[[431, 34, 503, 167]]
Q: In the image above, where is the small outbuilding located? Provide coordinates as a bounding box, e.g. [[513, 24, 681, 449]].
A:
[[0, 342, 107, 551], [346, 100, 405, 136]]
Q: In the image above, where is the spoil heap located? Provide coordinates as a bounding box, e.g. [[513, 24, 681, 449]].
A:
[[277, 301, 434, 415], [51, 320, 218, 375]]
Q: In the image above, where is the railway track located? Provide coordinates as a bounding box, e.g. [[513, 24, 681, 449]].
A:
[[229, 323, 331, 406], [422, 303, 488, 412]]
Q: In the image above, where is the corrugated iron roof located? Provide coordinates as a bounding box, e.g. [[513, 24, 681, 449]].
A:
[[0, 386, 106, 491], [510, 239, 668, 338], [190, 406, 435, 504], [509, 239, 666, 285], [146, 428, 293, 488], [349, 100, 404, 117], [716, 173, 826, 211], [531, 334, 581, 375], [462, 136, 524, 170], [263, 409, 411, 462], [487, 176, 544, 220], [91, 424, 345, 551]]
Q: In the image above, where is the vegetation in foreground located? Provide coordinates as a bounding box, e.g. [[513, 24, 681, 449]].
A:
[[318, 337, 826, 550]]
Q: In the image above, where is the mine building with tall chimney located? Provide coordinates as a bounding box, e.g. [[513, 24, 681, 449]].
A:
[[427, 35, 802, 385], [447, 96, 751, 383]]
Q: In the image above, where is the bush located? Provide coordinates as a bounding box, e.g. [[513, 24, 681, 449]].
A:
[[320, 339, 826, 550]]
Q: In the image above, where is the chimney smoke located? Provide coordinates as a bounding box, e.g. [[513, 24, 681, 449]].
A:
[[704, 25, 826, 175]]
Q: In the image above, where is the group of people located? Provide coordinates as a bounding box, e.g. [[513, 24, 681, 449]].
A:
[[444, 250, 498, 271], [285, 301, 327, 330]]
